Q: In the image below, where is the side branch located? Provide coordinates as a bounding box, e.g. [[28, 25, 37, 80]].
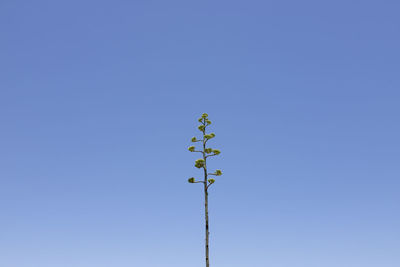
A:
[[206, 182, 215, 189]]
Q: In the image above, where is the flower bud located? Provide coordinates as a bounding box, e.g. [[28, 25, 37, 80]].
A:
[[210, 133, 215, 138], [188, 146, 195, 152], [206, 120, 211, 125], [204, 134, 212, 139], [215, 169, 222, 176], [212, 149, 221, 155], [195, 159, 205, 168], [201, 113, 208, 118], [191, 137, 197, 142], [188, 177, 195, 183], [205, 148, 212, 154], [198, 118, 203, 123], [208, 178, 215, 184], [198, 125, 205, 131]]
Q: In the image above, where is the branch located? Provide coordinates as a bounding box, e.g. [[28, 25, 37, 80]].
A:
[[208, 170, 222, 176]]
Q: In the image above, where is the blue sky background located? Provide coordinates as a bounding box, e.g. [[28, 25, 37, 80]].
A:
[[1, 1, 399, 266]]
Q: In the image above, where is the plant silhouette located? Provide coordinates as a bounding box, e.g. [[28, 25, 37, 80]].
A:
[[188, 113, 222, 267]]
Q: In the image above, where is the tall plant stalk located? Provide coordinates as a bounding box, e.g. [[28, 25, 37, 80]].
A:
[[188, 113, 222, 267]]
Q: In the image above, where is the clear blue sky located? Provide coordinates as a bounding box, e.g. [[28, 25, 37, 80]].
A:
[[1, 1, 399, 266]]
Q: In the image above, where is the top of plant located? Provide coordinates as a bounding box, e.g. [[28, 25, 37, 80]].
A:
[[187, 113, 222, 187]]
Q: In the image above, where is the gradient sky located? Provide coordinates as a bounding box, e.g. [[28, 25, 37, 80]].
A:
[[1, 1, 399, 267]]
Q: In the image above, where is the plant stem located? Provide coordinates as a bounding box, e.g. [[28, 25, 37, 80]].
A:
[[204, 183, 209, 267], [203, 127, 210, 267]]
